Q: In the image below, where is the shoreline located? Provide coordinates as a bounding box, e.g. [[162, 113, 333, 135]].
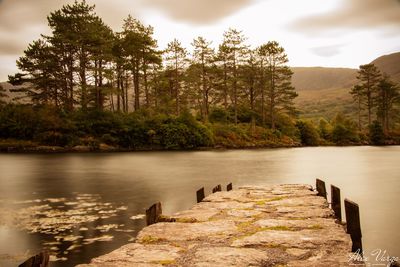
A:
[[1, 141, 398, 154]]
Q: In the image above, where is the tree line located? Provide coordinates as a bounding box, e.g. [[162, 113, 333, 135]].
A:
[[7, 0, 297, 129], [1, 0, 399, 149], [350, 63, 400, 134]]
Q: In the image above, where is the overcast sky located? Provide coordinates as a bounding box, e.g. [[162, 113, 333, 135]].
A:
[[0, 0, 399, 81]]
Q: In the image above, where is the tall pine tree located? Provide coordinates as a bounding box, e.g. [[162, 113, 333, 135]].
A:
[[257, 41, 297, 129]]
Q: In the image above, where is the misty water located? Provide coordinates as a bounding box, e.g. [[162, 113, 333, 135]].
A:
[[0, 146, 399, 266]]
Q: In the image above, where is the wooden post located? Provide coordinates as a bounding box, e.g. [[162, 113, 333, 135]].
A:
[[19, 251, 49, 267], [344, 199, 362, 253], [196, 187, 205, 203], [316, 178, 327, 199], [213, 184, 222, 193], [146, 202, 162, 226], [227, 183, 233, 191], [331, 185, 342, 222]]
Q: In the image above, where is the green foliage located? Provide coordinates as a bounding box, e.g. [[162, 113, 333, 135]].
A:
[[211, 123, 296, 148], [327, 113, 359, 145], [157, 113, 213, 149], [0, 104, 39, 140], [330, 124, 358, 145], [5, 1, 400, 148], [318, 118, 332, 140], [295, 120, 320, 146], [369, 121, 385, 145], [274, 114, 299, 140], [209, 107, 229, 123]]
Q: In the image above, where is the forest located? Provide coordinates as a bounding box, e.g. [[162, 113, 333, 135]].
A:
[[0, 0, 399, 151]]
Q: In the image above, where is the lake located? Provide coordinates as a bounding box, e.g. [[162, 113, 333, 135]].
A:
[[0, 146, 399, 266]]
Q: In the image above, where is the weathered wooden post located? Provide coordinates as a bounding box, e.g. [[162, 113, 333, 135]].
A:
[[331, 185, 342, 222], [196, 187, 205, 203], [212, 186, 217, 193], [212, 184, 222, 193], [146, 202, 162, 226], [227, 183, 233, 191], [316, 178, 327, 199], [19, 251, 49, 267], [344, 199, 362, 253]]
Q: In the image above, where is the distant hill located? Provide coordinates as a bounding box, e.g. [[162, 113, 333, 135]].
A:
[[291, 67, 357, 91], [292, 52, 400, 92], [291, 67, 358, 120], [371, 52, 400, 82], [293, 52, 400, 120], [0, 82, 30, 104]]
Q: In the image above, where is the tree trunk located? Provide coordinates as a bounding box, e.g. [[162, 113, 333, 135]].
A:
[[143, 64, 149, 108], [201, 56, 207, 121], [132, 59, 140, 111], [233, 53, 237, 125], [260, 61, 265, 125], [79, 48, 88, 110], [175, 57, 180, 116], [358, 97, 361, 131], [223, 62, 228, 111]]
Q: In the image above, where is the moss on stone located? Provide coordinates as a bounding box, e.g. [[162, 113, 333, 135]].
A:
[[308, 224, 323, 230], [139, 235, 166, 244], [175, 217, 197, 223], [261, 226, 295, 231], [151, 259, 176, 265]]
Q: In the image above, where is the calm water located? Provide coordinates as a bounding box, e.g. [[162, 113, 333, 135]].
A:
[[0, 146, 399, 266]]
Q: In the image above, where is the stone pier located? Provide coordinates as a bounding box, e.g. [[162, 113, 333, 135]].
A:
[[78, 184, 362, 266]]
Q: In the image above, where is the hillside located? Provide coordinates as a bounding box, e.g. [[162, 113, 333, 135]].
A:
[[291, 67, 357, 91], [372, 52, 400, 82], [0, 82, 30, 104], [293, 52, 400, 120], [292, 52, 400, 92], [291, 67, 357, 120]]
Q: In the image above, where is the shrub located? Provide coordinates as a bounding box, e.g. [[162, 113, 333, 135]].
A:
[[35, 131, 76, 147], [369, 121, 385, 145], [209, 107, 229, 123], [0, 104, 39, 139], [331, 124, 359, 145], [296, 121, 320, 146]]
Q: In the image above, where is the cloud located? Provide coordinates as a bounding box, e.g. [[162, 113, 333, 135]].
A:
[[141, 0, 256, 25], [310, 44, 343, 57], [290, 0, 400, 33], [0, 0, 256, 56], [0, 0, 64, 55]]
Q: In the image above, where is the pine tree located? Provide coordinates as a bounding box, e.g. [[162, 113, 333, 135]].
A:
[[350, 84, 363, 131], [88, 17, 114, 110], [121, 15, 160, 111], [164, 39, 188, 115], [12, 38, 64, 107], [257, 41, 297, 129], [191, 36, 215, 120], [375, 75, 400, 133], [216, 43, 230, 111], [241, 50, 258, 125], [356, 63, 381, 125], [221, 28, 248, 124]]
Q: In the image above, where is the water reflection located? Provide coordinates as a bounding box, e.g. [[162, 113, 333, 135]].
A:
[[0, 146, 399, 266]]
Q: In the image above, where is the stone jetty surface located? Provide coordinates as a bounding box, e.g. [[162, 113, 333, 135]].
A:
[[77, 184, 361, 266]]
